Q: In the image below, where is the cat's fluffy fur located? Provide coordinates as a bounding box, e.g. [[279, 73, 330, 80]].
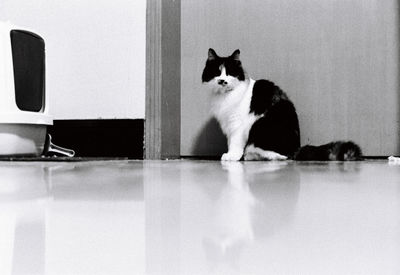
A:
[[202, 48, 362, 161]]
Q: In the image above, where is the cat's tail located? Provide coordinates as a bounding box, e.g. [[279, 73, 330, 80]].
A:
[[293, 141, 362, 161]]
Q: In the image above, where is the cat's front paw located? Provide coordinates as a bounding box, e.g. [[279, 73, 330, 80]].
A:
[[221, 151, 243, 161]]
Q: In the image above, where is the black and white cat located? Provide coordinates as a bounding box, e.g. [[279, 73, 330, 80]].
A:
[[202, 48, 362, 161]]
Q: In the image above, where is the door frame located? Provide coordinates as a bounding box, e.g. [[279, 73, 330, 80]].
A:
[[145, 0, 181, 159]]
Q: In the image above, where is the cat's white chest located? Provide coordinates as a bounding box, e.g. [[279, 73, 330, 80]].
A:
[[211, 79, 258, 136]]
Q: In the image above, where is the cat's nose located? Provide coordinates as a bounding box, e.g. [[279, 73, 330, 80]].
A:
[[218, 79, 228, 86]]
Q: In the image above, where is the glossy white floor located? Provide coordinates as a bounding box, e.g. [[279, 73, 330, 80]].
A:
[[0, 159, 399, 275]]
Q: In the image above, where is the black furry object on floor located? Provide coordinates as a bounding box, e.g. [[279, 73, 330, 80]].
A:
[[294, 141, 362, 161]]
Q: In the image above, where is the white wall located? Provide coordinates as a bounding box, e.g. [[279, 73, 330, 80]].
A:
[[0, 0, 146, 119], [181, 0, 400, 156]]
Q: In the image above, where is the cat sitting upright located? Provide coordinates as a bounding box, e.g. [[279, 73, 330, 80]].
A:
[[201, 48, 362, 161]]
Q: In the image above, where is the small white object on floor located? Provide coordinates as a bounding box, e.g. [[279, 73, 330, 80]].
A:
[[388, 156, 400, 164]]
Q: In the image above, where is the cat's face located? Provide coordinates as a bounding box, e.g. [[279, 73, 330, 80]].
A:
[[202, 48, 246, 93]]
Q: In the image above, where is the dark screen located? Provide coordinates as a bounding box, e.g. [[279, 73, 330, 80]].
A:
[[10, 30, 45, 112]]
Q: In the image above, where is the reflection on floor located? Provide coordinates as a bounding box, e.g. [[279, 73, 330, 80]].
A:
[[0, 160, 399, 275]]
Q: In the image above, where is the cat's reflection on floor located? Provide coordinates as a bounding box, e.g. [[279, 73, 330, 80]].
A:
[[203, 161, 300, 272]]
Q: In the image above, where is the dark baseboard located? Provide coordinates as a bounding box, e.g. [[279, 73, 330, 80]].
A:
[[47, 119, 144, 159]]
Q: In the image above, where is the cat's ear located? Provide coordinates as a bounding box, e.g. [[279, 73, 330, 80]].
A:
[[208, 48, 218, 60], [230, 49, 241, 61]]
